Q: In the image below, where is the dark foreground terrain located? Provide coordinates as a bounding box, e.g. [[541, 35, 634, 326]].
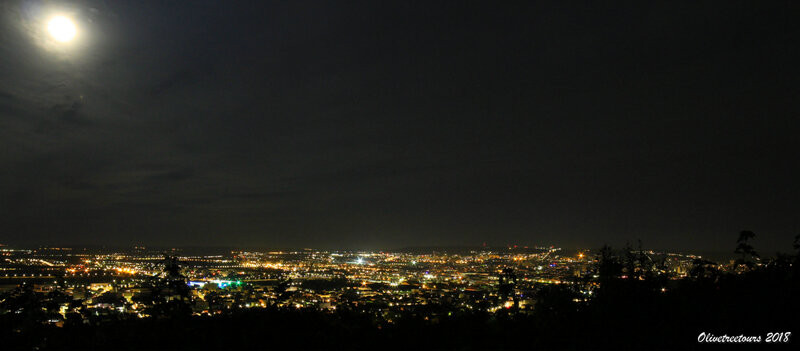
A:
[[3, 268, 798, 350], [3, 235, 799, 350]]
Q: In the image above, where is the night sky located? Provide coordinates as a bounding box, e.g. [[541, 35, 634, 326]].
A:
[[1, 1, 798, 251]]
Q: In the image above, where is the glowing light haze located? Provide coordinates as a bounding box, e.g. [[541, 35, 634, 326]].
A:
[[47, 16, 76, 42]]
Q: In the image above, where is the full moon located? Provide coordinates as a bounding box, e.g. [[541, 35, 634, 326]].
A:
[[48, 16, 77, 42]]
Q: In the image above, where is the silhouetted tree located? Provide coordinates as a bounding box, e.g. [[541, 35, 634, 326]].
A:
[[134, 255, 193, 318], [497, 268, 517, 302], [533, 284, 580, 318], [793, 233, 800, 252], [596, 245, 622, 282], [689, 258, 719, 281], [734, 230, 759, 271]]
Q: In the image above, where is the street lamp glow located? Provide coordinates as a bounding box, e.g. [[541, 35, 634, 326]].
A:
[[48, 16, 77, 42]]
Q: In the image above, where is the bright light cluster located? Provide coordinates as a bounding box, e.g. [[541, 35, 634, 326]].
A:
[[48, 16, 76, 42]]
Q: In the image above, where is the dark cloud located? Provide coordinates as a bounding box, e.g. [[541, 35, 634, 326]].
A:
[[0, 1, 798, 251]]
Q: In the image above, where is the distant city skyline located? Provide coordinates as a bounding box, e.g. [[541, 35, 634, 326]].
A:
[[0, 242, 767, 262]]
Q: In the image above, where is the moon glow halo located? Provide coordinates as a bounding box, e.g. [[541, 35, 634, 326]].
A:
[[48, 16, 77, 42]]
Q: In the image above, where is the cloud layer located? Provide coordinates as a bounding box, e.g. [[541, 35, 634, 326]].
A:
[[1, 1, 798, 250]]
